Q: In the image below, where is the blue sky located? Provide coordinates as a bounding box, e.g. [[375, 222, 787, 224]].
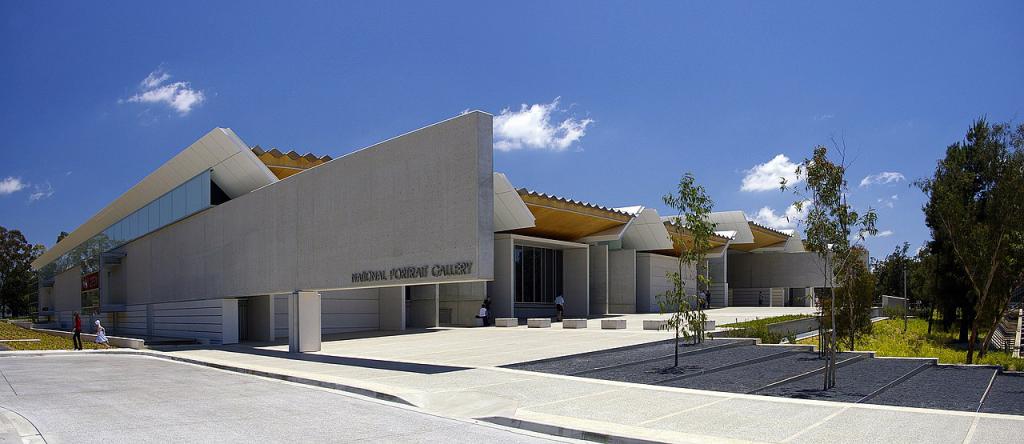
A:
[[1, 1, 1022, 260]]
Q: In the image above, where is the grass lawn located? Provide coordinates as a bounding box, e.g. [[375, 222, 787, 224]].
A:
[[798, 318, 1024, 371], [720, 314, 812, 328], [0, 321, 106, 351]]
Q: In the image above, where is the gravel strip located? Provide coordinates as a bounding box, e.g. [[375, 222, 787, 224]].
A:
[[505, 339, 735, 375], [665, 351, 853, 393], [870, 365, 997, 412], [757, 357, 925, 403], [978, 373, 1024, 415], [581, 345, 793, 385]]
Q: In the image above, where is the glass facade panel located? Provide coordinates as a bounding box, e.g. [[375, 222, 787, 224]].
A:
[[38, 170, 213, 282], [513, 245, 563, 304]]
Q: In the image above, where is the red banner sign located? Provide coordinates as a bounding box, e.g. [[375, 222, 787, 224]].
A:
[[81, 272, 99, 291]]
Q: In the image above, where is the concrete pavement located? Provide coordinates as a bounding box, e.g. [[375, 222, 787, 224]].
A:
[[147, 326, 1024, 443], [0, 354, 575, 444]]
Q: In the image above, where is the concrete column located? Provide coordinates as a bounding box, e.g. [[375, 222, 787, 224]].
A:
[[589, 244, 609, 316], [406, 284, 439, 328], [378, 286, 406, 331], [488, 236, 515, 318], [249, 295, 275, 342], [288, 290, 321, 353], [222, 298, 239, 345], [562, 248, 590, 318]]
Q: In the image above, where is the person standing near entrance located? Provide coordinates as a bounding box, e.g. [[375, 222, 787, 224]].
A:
[[555, 294, 565, 322], [72, 312, 83, 350]]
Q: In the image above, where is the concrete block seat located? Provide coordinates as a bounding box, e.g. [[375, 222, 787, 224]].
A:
[[562, 319, 588, 329], [601, 319, 627, 330], [495, 318, 518, 327], [527, 318, 551, 328], [643, 320, 667, 330]]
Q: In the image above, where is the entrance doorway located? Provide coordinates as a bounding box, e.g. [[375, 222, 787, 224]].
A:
[[237, 298, 249, 341]]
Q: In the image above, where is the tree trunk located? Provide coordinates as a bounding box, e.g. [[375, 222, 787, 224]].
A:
[[927, 304, 934, 335], [966, 323, 979, 364], [674, 327, 680, 368], [959, 306, 971, 342], [979, 315, 1000, 359]]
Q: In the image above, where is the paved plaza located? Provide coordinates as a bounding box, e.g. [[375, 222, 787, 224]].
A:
[[2, 306, 1021, 443], [0, 354, 572, 444]]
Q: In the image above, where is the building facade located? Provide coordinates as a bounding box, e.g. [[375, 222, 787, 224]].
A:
[[34, 112, 829, 349]]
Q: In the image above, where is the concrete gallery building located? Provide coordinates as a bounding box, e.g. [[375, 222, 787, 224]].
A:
[[33, 112, 828, 349]]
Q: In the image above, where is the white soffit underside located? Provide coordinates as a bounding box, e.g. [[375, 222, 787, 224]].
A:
[[32, 127, 276, 269], [622, 208, 674, 251], [707, 211, 754, 244], [493, 172, 535, 232]]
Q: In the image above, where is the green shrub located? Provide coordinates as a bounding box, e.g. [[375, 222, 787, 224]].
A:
[[883, 306, 906, 320], [722, 324, 783, 344]]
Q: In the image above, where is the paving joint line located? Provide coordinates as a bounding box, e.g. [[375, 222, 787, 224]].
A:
[[653, 349, 800, 385], [779, 405, 851, 443], [748, 353, 869, 394], [855, 360, 935, 404], [636, 396, 734, 426], [569, 340, 748, 377], [975, 368, 999, 413]]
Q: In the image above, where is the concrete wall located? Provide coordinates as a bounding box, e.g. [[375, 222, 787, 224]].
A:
[[727, 251, 827, 289], [439, 282, 486, 326], [53, 265, 81, 312], [732, 288, 770, 306], [588, 244, 609, 316], [607, 249, 636, 313], [636, 253, 695, 313], [121, 112, 494, 305], [562, 248, 590, 317]]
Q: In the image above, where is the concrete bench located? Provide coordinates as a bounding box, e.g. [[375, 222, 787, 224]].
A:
[[495, 318, 518, 327], [527, 318, 551, 328], [705, 320, 716, 331], [562, 319, 588, 329], [601, 319, 627, 330], [643, 320, 668, 330]]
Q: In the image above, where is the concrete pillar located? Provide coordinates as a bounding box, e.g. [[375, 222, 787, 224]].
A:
[[589, 244, 609, 316], [222, 298, 239, 345], [562, 248, 590, 318], [488, 236, 515, 319], [378, 286, 406, 331], [248, 295, 275, 342], [406, 284, 439, 328], [288, 290, 321, 353]]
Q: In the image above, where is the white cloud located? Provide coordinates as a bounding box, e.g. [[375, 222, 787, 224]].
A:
[[741, 154, 802, 192], [876, 194, 899, 208], [873, 230, 894, 238], [123, 68, 205, 115], [493, 98, 593, 151], [28, 182, 54, 202], [748, 200, 810, 231], [859, 171, 905, 187], [0, 177, 26, 195]]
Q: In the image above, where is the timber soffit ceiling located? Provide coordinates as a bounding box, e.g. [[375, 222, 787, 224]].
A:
[[32, 128, 277, 270], [252, 146, 333, 180], [509, 188, 632, 242]]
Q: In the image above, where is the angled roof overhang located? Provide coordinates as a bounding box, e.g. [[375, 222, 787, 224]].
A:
[[706, 211, 754, 244], [493, 173, 535, 232], [510, 189, 632, 242], [617, 206, 673, 251], [731, 221, 792, 252], [32, 128, 276, 270], [652, 223, 732, 258], [252, 147, 332, 179]]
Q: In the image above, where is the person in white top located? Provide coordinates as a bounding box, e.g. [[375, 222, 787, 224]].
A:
[[94, 319, 110, 348], [554, 294, 565, 322], [476, 304, 489, 326]]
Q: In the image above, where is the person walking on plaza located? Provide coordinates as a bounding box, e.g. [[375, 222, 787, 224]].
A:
[[555, 294, 565, 322], [71, 312, 83, 350], [94, 319, 110, 348]]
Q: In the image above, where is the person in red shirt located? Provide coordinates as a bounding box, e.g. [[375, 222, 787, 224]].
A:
[[72, 312, 83, 350]]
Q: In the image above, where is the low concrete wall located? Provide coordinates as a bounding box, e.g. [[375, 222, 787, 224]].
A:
[[767, 317, 820, 337], [33, 328, 146, 349]]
